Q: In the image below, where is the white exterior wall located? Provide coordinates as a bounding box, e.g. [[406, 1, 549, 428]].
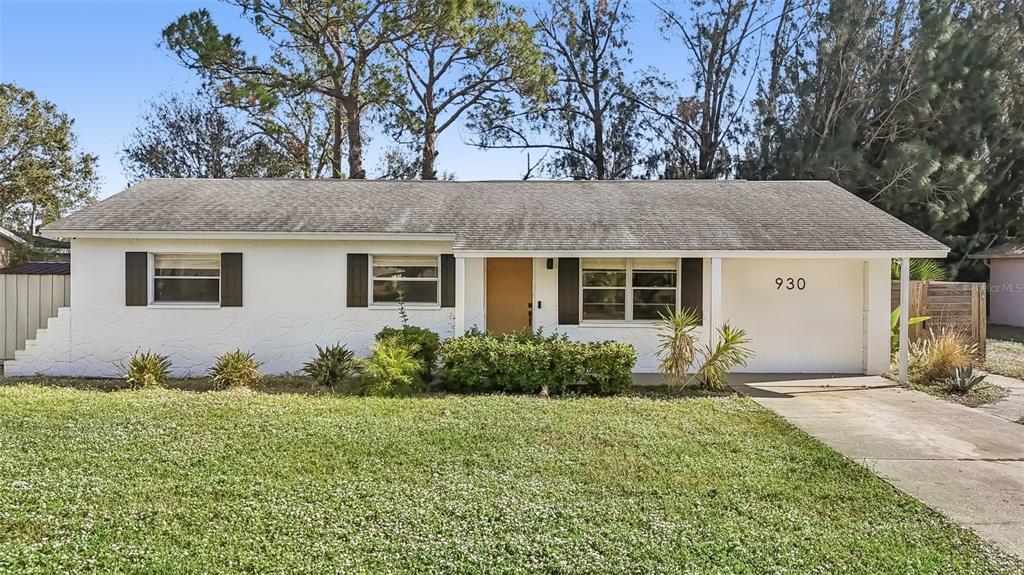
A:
[[721, 258, 889, 373], [5, 242, 893, 377], [532, 257, 710, 373], [6, 238, 457, 377], [533, 256, 890, 374]]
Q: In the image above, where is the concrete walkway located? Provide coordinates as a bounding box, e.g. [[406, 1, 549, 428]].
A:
[[729, 374, 1024, 559], [979, 372, 1024, 423]]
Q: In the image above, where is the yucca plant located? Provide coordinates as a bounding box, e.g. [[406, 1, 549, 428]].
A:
[[697, 324, 755, 391], [944, 365, 987, 395], [116, 350, 171, 389], [209, 350, 263, 389], [656, 307, 701, 388], [302, 344, 356, 387]]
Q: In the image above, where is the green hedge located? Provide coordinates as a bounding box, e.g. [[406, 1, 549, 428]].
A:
[[440, 330, 637, 395]]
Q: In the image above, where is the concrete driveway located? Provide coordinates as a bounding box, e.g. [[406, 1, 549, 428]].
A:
[[730, 374, 1024, 559]]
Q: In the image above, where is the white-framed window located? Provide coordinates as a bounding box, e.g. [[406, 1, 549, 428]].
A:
[[581, 258, 678, 322], [153, 253, 221, 303], [371, 255, 440, 305]]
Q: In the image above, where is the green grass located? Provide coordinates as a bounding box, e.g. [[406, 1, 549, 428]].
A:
[[1, 381, 1021, 574], [987, 325, 1024, 380]]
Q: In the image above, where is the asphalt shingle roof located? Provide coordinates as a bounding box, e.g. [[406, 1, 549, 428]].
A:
[[971, 238, 1024, 259], [45, 178, 948, 253]]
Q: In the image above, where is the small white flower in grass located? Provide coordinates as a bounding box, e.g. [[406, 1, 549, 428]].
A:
[[11, 480, 30, 490]]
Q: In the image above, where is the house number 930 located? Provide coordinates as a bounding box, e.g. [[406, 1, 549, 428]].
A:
[[775, 277, 806, 290]]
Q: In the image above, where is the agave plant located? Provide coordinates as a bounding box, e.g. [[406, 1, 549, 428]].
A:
[[944, 365, 987, 395]]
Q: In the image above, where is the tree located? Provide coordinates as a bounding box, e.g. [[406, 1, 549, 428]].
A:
[[121, 91, 301, 182], [472, 0, 644, 179], [387, 0, 549, 179], [644, 0, 764, 179], [162, 1, 428, 179], [0, 83, 98, 232], [743, 0, 1022, 279]]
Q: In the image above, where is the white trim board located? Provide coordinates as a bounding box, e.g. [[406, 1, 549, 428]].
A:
[[454, 249, 949, 259]]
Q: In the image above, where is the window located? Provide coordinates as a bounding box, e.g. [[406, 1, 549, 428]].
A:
[[153, 253, 220, 303], [372, 255, 439, 304], [581, 258, 679, 321]]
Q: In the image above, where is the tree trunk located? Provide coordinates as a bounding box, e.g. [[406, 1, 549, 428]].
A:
[[421, 127, 438, 180], [331, 98, 344, 179], [344, 98, 365, 179]]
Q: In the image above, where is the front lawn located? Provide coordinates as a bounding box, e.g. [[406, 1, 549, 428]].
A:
[[1, 382, 1020, 574]]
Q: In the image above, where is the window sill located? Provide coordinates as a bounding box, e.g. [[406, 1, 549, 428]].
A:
[[368, 303, 442, 311], [147, 302, 222, 310]]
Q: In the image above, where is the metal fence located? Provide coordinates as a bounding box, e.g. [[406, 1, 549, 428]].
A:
[[0, 273, 70, 360]]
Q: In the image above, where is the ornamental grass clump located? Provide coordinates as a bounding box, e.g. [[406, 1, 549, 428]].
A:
[[209, 350, 263, 390], [302, 344, 356, 388], [116, 350, 171, 389]]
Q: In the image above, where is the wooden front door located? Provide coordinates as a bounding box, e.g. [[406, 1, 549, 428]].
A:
[[486, 258, 533, 334]]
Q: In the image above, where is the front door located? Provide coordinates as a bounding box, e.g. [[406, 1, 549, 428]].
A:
[[486, 258, 533, 334]]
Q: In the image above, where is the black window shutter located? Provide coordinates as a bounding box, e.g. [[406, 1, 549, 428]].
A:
[[221, 253, 243, 307], [557, 258, 579, 325], [681, 258, 703, 322], [347, 253, 368, 307], [125, 252, 147, 306], [440, 254, 455, 308]]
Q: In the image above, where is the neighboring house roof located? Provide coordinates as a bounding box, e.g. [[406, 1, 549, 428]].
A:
[[43, 178, 948, 254], [970, 239, 1024, 259], [0, 227, 70, 252], [0, 262, 70, 275]]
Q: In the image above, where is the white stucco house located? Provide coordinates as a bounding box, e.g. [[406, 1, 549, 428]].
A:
[[3, 179, 948, 378]]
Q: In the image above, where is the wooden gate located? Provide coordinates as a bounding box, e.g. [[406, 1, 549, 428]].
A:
[[891, 281, 987, 358]]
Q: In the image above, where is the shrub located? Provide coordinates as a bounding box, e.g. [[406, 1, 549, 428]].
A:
[[209, 350, 263, 389], [357, 337, 424, 396], [440, 330, 637, 395], [116, 350, 171, 389], [375, 325, 440, 379], [302, 344, 356, 387]]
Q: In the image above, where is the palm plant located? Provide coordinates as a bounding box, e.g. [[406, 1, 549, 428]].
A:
[[656, 308, 701, 388], [697, 324, 755, 391], [891, 259, 948, 281]]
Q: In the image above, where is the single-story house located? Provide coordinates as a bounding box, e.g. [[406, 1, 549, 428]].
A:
[[0, 227, 70, 267], [971, 239, 1024, 327], [3, 179, 948, 378]]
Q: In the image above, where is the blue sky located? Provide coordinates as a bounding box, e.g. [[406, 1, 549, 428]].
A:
[[1, 0, 684, 198]]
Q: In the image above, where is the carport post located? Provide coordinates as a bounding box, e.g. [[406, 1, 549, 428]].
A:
[[710, 257, 723, 348], [454, 256, 466, 334], [898, 257, 910, 384]]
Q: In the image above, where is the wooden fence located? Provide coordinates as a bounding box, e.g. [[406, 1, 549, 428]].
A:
[[0, 273, 70, 360], [891, 280, 987, 358]]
